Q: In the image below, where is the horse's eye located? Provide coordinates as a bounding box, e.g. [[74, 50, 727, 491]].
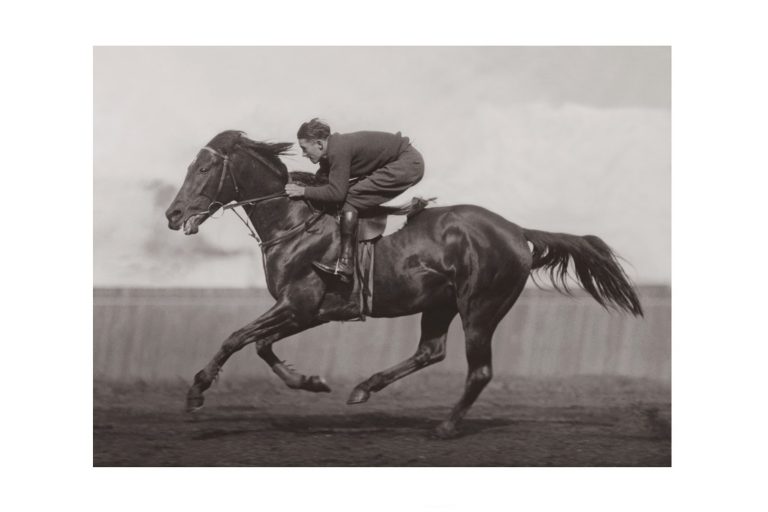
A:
[[200, 167, 209, 173]]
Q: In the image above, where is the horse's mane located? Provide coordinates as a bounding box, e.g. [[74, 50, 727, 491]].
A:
[[288, 171, 329, 187], [208, 130, 294, 177]]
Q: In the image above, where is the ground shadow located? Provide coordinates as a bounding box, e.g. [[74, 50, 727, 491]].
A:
[[187, 411, 520, 439]]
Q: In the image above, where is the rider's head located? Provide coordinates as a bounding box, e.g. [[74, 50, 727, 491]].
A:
[[297, 118, 330, 164]]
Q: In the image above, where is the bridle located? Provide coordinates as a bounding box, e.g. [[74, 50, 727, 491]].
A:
[[197, 145, 323, 249]]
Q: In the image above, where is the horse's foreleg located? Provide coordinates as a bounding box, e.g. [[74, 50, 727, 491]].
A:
[[256, 342, 331, 392], [347, 306, 457, 404], [186, 303, 312, 412]]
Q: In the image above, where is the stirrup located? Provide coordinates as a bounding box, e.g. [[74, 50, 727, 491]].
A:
[[313, 260, 353, 282]]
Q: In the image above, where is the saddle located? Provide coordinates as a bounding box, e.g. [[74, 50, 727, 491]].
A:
[[355, 196, 433, 240], [354, 197, 433, 317], [289, 172, 433, 318], [358, 216, 387, 242], [313, 197, 433, 320]]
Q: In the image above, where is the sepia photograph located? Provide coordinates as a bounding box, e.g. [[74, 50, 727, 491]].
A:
[[93, 46, 670, 466], [8, 0, 768, 510]]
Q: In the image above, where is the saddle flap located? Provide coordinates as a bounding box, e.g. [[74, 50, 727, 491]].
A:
[[358, 215, 387, 242]]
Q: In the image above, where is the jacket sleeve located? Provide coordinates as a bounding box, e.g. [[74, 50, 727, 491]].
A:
[[303, 141, 351, 203], [313, 160, 330, 183]]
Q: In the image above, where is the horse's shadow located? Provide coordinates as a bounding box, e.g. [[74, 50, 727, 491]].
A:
[[186, 409, 516, 440]]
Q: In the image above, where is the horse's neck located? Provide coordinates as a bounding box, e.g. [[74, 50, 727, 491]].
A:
[[232, 152, 310, 244], [243, 192, 308, 242]]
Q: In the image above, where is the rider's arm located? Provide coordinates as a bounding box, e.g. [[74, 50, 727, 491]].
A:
[[303, 141, 351, 203]]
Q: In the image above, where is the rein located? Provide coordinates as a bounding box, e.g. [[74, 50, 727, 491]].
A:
[[201, 145, 322, 248]]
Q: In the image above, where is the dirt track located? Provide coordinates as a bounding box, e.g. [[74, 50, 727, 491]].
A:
[[93, 375, 670, 466]]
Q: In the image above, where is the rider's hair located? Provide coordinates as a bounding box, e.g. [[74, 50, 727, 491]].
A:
[[297, 118, 331, 141]]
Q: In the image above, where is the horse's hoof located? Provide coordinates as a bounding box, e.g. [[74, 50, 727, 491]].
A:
[[186, 390, 205, 412], [347, 387, 370, 405], [301, 375, 331, 393], [433, 421, 461, 440]]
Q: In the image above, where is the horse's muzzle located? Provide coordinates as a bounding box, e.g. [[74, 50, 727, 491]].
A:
[[166, 207, 183, 230]]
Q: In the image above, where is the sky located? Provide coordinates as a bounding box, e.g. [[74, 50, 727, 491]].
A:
[[93, 46, 670, 287]]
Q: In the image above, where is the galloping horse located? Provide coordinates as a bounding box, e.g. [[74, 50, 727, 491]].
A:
[[165, 130, 643, 438]]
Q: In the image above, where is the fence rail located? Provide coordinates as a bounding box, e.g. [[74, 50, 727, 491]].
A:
[[94, 286, 670, 383]]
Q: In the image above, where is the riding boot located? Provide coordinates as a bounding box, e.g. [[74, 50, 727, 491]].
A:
[[313, 209, 358, 283]]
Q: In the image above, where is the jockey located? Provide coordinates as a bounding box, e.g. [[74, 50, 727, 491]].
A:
[[285, 118, 424, 282]]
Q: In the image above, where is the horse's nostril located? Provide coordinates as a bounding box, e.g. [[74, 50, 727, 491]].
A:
[[166, 208, 182, 223]]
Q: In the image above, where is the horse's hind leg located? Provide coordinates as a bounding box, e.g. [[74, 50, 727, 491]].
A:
[[347, 306, 458, 404], [435, 280, 527, 439], [434, 328, 494, 439]]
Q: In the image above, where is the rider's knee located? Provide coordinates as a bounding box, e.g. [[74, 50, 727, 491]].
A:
[[410, 164, 424, 185]]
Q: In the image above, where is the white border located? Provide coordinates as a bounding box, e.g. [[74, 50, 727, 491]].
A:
[[4, 1, 768, 511]]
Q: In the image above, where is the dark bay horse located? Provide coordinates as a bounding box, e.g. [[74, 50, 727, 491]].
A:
[[165, 131, 643, 438]]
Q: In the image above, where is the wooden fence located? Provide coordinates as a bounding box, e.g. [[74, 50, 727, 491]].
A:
[[94, 286, 670, 383]]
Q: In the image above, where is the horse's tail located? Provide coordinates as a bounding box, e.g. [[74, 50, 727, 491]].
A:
[[522, 229, 644, 317]]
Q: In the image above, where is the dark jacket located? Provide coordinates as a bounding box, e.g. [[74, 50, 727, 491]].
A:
[[303, 131, 410, 203]]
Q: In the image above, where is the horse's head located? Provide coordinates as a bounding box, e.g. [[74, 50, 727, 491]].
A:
[[165, 144, 237, 235], [165, 131, 293, 235]]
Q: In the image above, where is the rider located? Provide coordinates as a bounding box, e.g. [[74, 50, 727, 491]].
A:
[[285, 118, 424, 282]]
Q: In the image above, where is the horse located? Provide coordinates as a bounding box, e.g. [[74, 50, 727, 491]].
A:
[[165, 130, 643, 438]]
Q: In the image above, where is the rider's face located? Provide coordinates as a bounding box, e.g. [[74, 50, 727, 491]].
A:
[[299, 138, 326, 164]]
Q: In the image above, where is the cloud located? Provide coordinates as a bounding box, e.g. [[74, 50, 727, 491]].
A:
[[94, 177, 260, 286], [94, 47, 670, 287], [147, 179, 177, 209]]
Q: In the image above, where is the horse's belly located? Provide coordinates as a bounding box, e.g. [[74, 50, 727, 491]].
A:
[[368, 239, 454, 317], [369, 272, 453, 317]]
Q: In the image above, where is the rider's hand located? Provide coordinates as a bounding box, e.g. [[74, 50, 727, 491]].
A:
[[285, 184, 305, 198]]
